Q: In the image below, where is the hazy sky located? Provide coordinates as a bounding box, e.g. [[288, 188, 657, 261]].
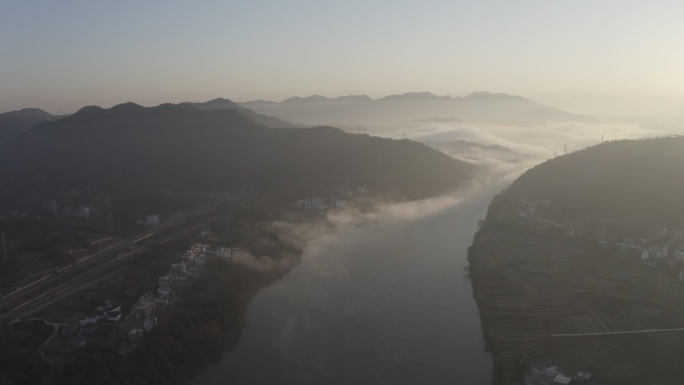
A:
[[2, 1, 684, 113]]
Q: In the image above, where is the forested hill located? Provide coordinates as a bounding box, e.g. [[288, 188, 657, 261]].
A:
[[0, 102, 475, 199], [493, 136, 684, 224]]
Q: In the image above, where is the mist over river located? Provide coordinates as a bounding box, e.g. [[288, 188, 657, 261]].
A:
[[190, 172, 525, 385]]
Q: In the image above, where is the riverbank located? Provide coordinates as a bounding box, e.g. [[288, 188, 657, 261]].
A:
[[468, 214, 684, 385], [193, 190, 495, 385]]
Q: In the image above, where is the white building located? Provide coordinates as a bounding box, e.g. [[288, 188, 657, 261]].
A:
[[191, 243, 208, 253], [128, 329, 144, 343], [79, 314, 100, 326], [146, 214, 159, 225], [171, 262, 186, 275], [144, 316, 157, 332], [674, 251, 684, 261], [216, 247, 237, 258], [73, 336, 87, 347], [182, 249, 198, 261], [118, 342, 136, 355], [104, 311, 122, 322], [77, 206, 90, 219]]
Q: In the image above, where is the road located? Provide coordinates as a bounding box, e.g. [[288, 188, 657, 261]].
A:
[[0, 248, 141, 323], [0, 195, 248, 323], [550, 328, 684, 337]]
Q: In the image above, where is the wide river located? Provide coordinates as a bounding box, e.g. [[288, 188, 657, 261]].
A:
[[193, 188, 498, 385]]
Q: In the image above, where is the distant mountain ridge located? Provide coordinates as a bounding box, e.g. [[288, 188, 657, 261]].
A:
[[245, 91, 531, 104], [377, 91, 453, 101], [282, 95, 373, 103], [240, 90, 597, 126], [464, 91, 528, 101]]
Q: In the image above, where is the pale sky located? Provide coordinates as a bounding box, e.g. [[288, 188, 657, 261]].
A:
[[2, 0, 684, 114]]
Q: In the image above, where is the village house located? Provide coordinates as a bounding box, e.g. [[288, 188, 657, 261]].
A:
[[73, 336, 87, 348], [104, 311, 122, 322], [144, 316, 157, 332], [128, 329, 144, 343], [117, 341, 136, 356], [79, 314, 101, 326]]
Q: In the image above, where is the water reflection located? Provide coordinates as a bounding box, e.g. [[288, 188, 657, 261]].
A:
[[193, 191, 497, 385]]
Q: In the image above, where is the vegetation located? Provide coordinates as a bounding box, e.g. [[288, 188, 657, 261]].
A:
[[0, 321, 53, 385], [0, 103, 476, 201], [58, 257, 293, 385], [500, 136, 684, 225]]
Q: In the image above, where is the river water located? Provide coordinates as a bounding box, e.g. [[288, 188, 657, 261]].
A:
[[193, 189, 497, 385]]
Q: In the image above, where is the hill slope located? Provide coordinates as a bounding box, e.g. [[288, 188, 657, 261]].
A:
[[469, 137, 684, 385], [498, 136, 684, 223]]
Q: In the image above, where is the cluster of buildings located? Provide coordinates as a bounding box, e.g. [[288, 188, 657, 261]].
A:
[[136, 214, 160, 226], [516, 197, 552, 218], [295, 186, 368, 211], [38, 197, 113, 221], [525, 363, 598, 385], [137, 243, 208, 311], [118, 243, 208, 355], [61, 243, 212, 356], [57, 297, 125, 350], [613, 227, 684, 271], [296, 197, 328, 210], [516, 195, 684, 281], [216, 247, 238, 258], [62, 297, 155, 355]]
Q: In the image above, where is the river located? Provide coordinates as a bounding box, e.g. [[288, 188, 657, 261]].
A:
[[192, 188, 498, 385]]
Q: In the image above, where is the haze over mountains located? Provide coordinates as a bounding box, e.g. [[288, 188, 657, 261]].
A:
[[241, 91, 598, 129]]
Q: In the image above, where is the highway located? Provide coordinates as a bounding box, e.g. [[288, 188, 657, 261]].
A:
[[550, 328, 684, 337], [0, 196, 241, 323]]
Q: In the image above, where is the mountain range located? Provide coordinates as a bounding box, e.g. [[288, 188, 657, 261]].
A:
[[0, 102, 476, 203], [241, 91, 598, 128], [246, 91, 528, 103]]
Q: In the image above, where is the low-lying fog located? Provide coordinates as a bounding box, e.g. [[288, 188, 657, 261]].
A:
[[242, 94, 673, 177], [194, 95, 674, 384]]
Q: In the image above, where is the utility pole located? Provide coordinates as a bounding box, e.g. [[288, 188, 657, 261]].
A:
[[228, 248, 240, 259], [563, 144, 567, 154], [105, 197, 113, 223], [2, 232, 7, 263]]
